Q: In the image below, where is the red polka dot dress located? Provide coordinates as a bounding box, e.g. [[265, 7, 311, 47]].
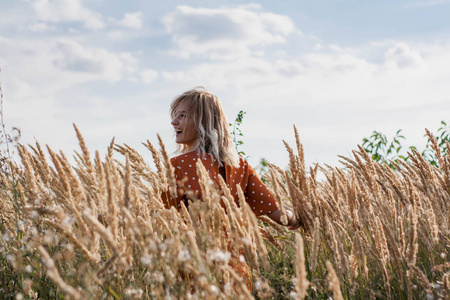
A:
[[161, 151, 278, 291], [162, 151, 278, 214]]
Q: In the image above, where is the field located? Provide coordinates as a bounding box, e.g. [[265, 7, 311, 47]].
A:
[[0, 125, 449, 299]]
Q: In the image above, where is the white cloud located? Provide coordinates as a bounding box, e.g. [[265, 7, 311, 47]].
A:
[[5, 78, 35, 101], [118, 12, 143, 29], [28, 22, 57, 32], [140, 69, 159, 83], [384, 42, 424, 69], [32, 0, 104, 30], [107, 30, 126, 40], [303, 52, 376, 74], [163, 5, 296, 60], [53, 40, 137, 81], [0, 35, 13, 47], [161, 41, 445, 108], [314, 44, 323, 51]]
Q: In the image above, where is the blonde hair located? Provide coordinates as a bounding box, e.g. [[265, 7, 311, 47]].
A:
[[170, 87, 240, 167]]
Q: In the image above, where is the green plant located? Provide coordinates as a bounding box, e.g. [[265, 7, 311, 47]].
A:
[[421, 121, 450, 166], [361, 129, 406, 166], [229, 111, 270, 177], [230, 110, 247, 158], [256, 158, 269, 181], [362, 121, 450, 167]]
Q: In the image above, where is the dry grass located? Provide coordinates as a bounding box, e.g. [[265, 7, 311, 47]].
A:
[[0, 126, 449, 299]]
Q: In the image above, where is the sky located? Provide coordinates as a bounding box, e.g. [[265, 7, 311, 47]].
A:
[[1, 0, 450, 171]]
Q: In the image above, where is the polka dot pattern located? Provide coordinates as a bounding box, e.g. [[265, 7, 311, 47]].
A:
[[161, 151, 278, 216]]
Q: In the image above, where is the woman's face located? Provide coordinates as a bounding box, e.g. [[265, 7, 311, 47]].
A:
[[171, 100, 197, 151]]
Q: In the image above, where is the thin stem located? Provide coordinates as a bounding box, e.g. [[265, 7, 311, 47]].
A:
[[0, 71, 16, 179]]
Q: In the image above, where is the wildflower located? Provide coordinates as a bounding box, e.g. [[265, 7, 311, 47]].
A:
[[125, 287, 143, 299], [153, 272, 164, 283], [210, 285, 219, 295], [140, 254, 153, 266], [30, 211, 38, 219], [207, 250, 231, 263], [2, 232, 10, 242], [177, 249, 191, 262], [241, 237, 251, 245]]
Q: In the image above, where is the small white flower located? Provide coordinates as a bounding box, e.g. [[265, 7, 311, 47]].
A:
[[62, 216, 75, 227], [6, 254, 15, 264], [159, 239, 172, 251], [210, 285, 219, 295], [18, 221, 25, 231], [224, 283, 232, 295], [44, 233, 53, 244], [140, 254, 152, 265], [125, 287, 143, 299], [207, 250, 231, 263], [154, 272, 164, 283], [177, 249, 191, 262], [164, 266, 175, 279], [24, 265, 33, 273], [2, 233, 10, 242], [30, 228, 38, 237], [241, 237, 251, 245], [66, 243, 74, 252], [148, 241, 157, 252]]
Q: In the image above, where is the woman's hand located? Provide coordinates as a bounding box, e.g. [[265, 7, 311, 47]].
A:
[[286, 209, 301, 230], [267, 209, 301, 230]]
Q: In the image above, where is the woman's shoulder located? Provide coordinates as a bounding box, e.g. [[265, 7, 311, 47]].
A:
[[171, 151, 197, 163], [171, 151, 215, 165]]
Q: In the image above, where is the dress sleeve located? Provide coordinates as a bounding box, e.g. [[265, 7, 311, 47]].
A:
[[245, 165, 278, 216]]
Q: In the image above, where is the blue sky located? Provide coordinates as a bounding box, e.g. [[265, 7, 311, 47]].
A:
[[1, 0, 450, 170]]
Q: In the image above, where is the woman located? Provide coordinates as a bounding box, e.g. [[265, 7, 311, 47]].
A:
[[163, 87, 300, 227], [162, 87, 300, 291]]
